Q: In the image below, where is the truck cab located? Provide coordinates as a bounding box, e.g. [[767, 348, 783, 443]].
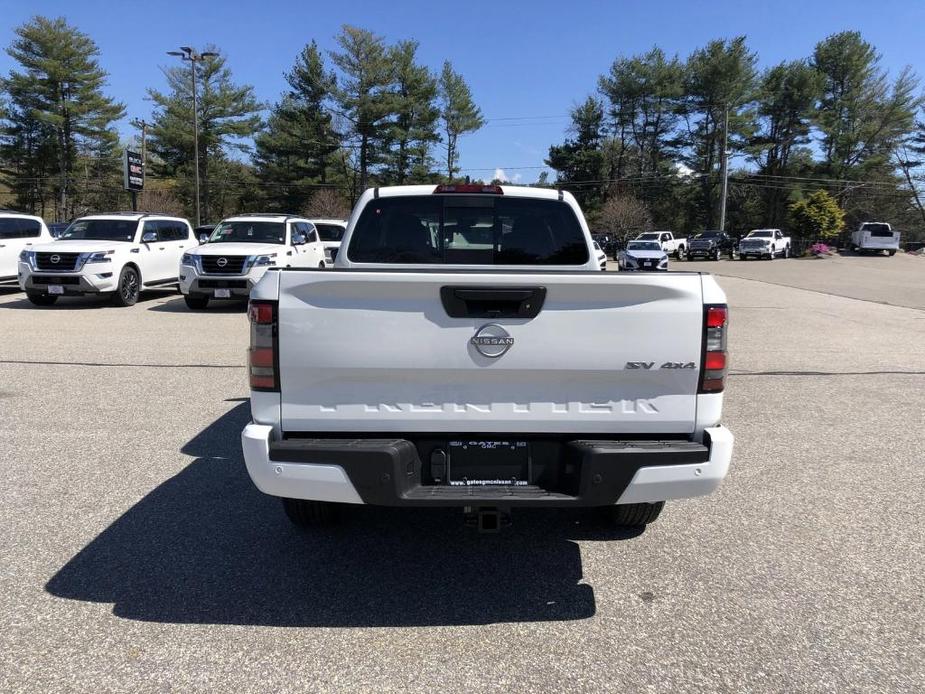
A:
[[634, 231, 687, 259]]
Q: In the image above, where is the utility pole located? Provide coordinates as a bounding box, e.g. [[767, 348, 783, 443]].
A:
[[719, 104, 730, 232], [167, 47, 218, 226], [130, 118, 151, 168]]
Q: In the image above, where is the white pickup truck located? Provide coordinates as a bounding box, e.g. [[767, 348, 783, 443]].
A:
[[850, 222, 899, 255], [738, 228, 791, 259], [242, 184, 733, 532], [634, 231, 687, 259]]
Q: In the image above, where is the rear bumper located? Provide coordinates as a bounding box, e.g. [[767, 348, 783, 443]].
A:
[[242, 425, 733, 507]]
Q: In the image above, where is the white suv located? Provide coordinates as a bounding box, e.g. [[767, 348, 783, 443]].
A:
[[0, 211, 53, 287], [310, 218, 348, 264], [178, 214, 326, 309], [18, 213, 194, 306]]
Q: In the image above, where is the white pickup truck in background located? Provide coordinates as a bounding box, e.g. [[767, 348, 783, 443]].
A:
[[242, 184, 733, 532], [738, 228, 791, 259], [850, 222, 899, 255], [634, 230, 687, 259]]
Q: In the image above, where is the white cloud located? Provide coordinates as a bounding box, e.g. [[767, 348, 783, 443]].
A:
[[493, 168, 522, 183]]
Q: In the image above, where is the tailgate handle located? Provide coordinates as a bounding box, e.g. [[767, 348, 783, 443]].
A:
[[441, 286, 546, 318]]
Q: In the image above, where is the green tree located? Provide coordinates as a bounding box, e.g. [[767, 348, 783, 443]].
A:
[[682, 37, 758, 227], [255, 41, 340, 212], [385, 40, 440, 184], [789, 190, 845, 242], [750, 60, 822, 225], [598, 47, 684, 178], [813, 31, 920, 180], [148, 49, 261, 222], [1, 16, 124, 218], [546, 97, 605, 209], [438, 61, 485, 181], [329, 26, 395, 198]]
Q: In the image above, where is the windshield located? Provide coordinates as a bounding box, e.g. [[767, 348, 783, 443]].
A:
[[627, 241, 662, 251], [59, 219, 137, 242], [696, 232, 721, 239], [315, 223, 345, 242], [209, 221, 285, 244], [347, 195, 589, 265], [748, 230, 773, 238]]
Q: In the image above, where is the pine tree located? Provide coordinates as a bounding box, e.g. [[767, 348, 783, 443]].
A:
[[328, 26, 395, 198], [255, 41, 340, 211], [385, 40, 440, 184], [682, 37, 758, 227], [438, 61, 484, 181], [546, 97, 605, 208], [0, 16, 124, 218]]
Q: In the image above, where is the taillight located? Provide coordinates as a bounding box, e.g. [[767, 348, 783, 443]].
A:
[[700, 304, 728, 393], [433, 184, 503, 194], [248, 299, 278, 391]]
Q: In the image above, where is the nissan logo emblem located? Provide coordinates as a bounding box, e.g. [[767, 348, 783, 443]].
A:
[[216, 257, 228, 267], [50, 254, 60, 264], [470, 324, 514, 358]]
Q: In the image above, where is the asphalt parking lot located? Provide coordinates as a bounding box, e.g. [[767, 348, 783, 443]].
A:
[[1, 260, 924, 692]]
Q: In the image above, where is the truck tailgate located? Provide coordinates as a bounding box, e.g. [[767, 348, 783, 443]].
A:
[[277, 271, 705, 434]]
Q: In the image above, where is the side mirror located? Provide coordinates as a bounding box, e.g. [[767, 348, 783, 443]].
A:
[[198, 233, 210, 244], [291, 233, 305, 246], [141, 231, 157, 243]]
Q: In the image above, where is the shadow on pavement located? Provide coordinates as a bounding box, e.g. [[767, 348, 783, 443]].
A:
[[0, 290, 169, 310], [45, 403, 636, 627], [147, 296, 248, 313]]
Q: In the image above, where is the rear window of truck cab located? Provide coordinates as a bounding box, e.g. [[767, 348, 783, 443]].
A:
[[347, 195, 589, 265]]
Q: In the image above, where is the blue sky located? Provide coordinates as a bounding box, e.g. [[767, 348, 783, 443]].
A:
[[1, 0, 922, 183]]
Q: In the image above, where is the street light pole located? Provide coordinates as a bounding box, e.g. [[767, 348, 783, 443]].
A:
[[167, 47, 218, 227], [719, 104, 730, 233]]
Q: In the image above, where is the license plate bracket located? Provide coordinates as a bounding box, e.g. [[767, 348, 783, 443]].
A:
[[447, 440, 529, 486]]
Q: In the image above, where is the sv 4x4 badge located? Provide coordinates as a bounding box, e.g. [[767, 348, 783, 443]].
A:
[[626, 361, 696, 369]]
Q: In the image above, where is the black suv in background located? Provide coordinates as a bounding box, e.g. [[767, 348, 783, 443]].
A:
[[687, 230, 738, 260]]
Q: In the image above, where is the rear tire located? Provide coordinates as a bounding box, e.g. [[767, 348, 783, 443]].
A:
[[184, 294, 210, 310], [888, 250, 896, 256], [609, 501, 664, 527], [784, 245, 791, 259], [26, 292, 58, 306], [282, 498, 341, 527], [112, 266, 140, 306]]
